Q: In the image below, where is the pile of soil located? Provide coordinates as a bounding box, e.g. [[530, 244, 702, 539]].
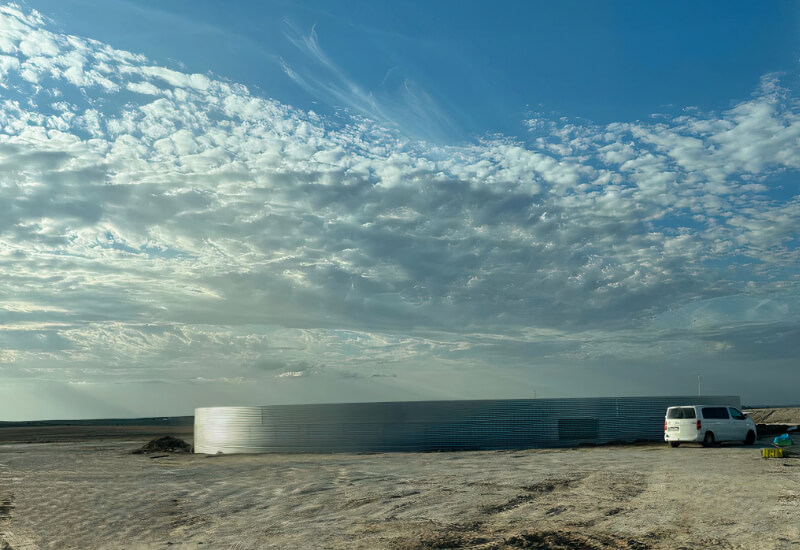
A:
[[132, 436, 192, 454], [745, 408, 800, 425]]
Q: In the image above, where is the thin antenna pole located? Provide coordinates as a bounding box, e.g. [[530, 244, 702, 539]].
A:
[[697, 375, 702, 396]]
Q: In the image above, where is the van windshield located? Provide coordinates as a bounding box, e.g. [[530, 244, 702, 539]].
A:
[[667, 407, 696, 419]]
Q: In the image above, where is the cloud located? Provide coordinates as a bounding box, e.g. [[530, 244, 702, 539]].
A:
[[0, 5, 797, 411], [279, 19, 459, 142]]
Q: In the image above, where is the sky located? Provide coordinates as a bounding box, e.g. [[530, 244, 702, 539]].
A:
[[0, 2, 799, 420]]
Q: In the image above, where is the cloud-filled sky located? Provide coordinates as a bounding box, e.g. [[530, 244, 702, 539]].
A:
[[1, 2, 798, 419]]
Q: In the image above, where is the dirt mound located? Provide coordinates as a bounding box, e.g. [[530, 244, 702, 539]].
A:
[[745, 408, 800, 425], [132, 436, 192, 454]]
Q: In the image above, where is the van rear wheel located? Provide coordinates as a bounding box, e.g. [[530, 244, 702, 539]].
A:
[[669, 442, 680, 448], [744, 431, 755, 445], [703, 432, 715, 447]]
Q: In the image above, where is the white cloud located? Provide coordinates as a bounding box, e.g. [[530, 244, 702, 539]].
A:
[[280, 20, 459, 142], [126, 81, 161, 95], [0, 53, 19, 80], [139, 65, 210, 91], [18, 29, 59, 57]]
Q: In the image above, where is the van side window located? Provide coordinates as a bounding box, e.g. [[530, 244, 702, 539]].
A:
[[701, 407, 730, 419], [728, 408, 746, 420]]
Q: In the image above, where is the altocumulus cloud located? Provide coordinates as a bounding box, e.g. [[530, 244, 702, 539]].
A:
[[0, 5, 798, 416]]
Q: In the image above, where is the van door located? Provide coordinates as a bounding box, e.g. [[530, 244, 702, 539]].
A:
[[701, 406, 731, 441], [728, 407, 748, 440], [666, 407, 698, 440], [717, 407, 732, 440]]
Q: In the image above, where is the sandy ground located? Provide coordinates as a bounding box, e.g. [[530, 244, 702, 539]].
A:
[[1, 431, 799, 549]]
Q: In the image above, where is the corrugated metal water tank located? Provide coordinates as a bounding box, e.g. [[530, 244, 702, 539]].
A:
[[194, 395, 739, 454]]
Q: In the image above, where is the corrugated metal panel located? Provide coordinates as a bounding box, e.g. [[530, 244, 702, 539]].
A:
[[194, 396, 739, 454]]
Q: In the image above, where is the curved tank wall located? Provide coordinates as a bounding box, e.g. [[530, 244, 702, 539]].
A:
[[194, 395, 739, 454]]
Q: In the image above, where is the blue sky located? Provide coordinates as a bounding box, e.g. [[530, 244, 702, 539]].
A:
[[0, 1, 799, 419], [30, 1, 800, 140]]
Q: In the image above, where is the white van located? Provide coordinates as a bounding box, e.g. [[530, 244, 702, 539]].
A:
[[664, 405, 757, 447]]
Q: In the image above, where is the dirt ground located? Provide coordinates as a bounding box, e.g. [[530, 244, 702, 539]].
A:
[[1, 429, 799, 549]]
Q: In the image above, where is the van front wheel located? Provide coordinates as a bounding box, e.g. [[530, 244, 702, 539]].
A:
[[703, 432, 715, 447], [669, 442, 680, 448], [744, 431, 755, 445]]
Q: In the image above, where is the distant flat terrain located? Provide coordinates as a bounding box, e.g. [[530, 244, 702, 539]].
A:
[[0, 417, 193, 445], [1, 415, 798, 549], [0, 425, 193, 445]]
